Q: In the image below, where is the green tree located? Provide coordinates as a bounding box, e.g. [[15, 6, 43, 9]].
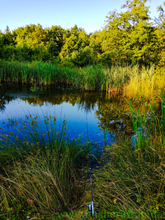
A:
[[3, 26, 14, 46], [103, 10, 129, 65], [46, 26, 64, 57], [59, 25, 89, 61], [103, 0, 156, 66], [122, 0, 156, 66], [154, 2, 165, 69], [14, 24, 46, 48], [89, 31, 103, 64], [0, 33, 4, 59], [154, 2, 165, 29], [72, 46, 93, 67]]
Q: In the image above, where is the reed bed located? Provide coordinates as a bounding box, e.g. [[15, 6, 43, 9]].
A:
[[0, 114, 92, 219], [91, 96, 165, 219], [0, 97, 165, 219], [1, 61, 165, 219], [1, 60, 164, 100], [123, 65, 165, 100], [0, 60, 131, 91]]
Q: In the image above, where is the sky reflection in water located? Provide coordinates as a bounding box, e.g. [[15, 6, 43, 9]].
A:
[[0, 85, 117, 153]]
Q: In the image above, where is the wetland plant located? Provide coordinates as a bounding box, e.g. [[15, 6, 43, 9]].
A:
[[30, 84, 39, 92], [1, 60, 165, 100], [0, 113, 97, 219], [91, 96, 165, 219]]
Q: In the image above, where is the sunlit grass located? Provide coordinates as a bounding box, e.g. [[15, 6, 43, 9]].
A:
[[1, 60, 164, 100], [0, 113, 93, 219], [123, 65, 165, 100], [1, 60, 164, 99], [92, 95, 165, 219], [0, 61, 131, 92], [1, 96, 165, 219]]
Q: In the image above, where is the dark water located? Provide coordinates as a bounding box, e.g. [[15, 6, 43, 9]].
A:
[[0, 83, 134, 152]]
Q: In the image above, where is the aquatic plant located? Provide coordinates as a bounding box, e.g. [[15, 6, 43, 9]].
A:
[[0, 113, 92, 218], [123, 64, 165, 100], [30, 84, 39, 92], [1, 60, 164, 100], [92, 95, 165, 218], [0, 61, 131, 92]]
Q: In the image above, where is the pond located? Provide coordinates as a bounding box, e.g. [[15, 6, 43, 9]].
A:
[[0, 83, 134, 153]]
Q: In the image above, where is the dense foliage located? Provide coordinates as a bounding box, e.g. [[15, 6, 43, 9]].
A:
[[0, 0, 165, 68], [1, 0, 165, 219]]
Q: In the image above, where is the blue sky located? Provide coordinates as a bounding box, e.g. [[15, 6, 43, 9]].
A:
[[0, 0, 164, 34]]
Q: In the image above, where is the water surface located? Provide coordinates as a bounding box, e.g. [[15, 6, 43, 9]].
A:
[[0, 84, 134, 151]]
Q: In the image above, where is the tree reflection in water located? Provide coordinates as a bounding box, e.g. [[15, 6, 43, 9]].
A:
[[2, 83, 157, 143]]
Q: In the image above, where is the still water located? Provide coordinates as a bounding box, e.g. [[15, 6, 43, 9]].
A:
[[0, 84, 134, 151]]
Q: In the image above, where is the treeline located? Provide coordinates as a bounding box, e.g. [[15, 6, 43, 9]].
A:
[[0, 0, 165, 68]]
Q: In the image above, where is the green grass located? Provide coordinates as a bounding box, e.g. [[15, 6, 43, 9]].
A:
[[1, 60, 165, 219], [92, 94, 165, 219], [123, 65, 165, 100], [1, 60, 164, 100], [0, 95, 165, 219], [0, 114, 93, 219], [0, 60, 131, 92]]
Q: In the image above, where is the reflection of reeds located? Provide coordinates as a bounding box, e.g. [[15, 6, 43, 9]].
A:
[[0, 97, 165, 218], [2, 61, 164, 98], [93, 96, 165, 219], [0, 114, 91, 218], [0, 61, 131, 91]]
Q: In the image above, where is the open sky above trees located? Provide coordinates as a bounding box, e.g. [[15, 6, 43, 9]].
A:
[[0, 0, 164, 34], [1, 1, 165, 218], [0, 0, 165, 68]]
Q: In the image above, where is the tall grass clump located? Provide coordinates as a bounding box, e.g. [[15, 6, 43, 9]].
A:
[[0, 113, 91, 219], [1, 60, 164, 97], [123, 64, 165, 100], [105, 65, 131, 93], [92, 95, 165, 219], [0, 60, 131, 91]]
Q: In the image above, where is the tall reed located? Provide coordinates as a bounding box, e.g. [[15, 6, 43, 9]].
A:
[[123, 65, 165, 100], [0, 61, 132, 91], [3, 60, 163, 97], [1, 96, 165, 219], [92, 95, 165, 219], [0, 113, 91, 219]]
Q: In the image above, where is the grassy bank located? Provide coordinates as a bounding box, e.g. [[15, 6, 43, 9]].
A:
[[123, 65, 165, 101], [0, 60, 129, 92], [0, 96, 165, 219], [0, 115, 91, 219], [0, 60, 165, 101], [93, 97, 165, 219]]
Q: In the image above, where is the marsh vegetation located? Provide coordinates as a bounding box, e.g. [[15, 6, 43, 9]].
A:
[[0, 0, 165, 219]]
